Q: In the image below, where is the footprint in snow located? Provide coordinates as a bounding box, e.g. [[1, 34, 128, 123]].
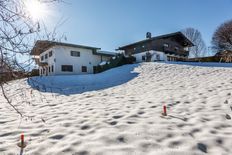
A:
[[117, 136, 126, 143], [112, 115, 123, 119], [225, 114, 231, 120], [81, 125, 90, 130], [109, 121, 117, 125], [197, 143, 207, 153]]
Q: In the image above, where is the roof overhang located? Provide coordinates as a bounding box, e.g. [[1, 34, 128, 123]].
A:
[[117, 32, 194, 50], [31, 40, 101, 56]]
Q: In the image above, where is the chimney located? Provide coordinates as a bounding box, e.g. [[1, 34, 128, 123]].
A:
[[146, 32, 152, 39]]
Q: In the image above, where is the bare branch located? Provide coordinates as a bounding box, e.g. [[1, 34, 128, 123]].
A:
[[182, 28, 207, 58], [212, 19, 232, 53], [0, 84, 22, 117], [0, 0, 63, 117]]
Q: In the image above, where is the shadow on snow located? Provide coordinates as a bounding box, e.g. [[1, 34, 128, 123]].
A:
[[27, 64, 139, 95]]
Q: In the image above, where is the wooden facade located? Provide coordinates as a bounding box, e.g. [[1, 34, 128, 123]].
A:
[[117, 32, 194, 62]]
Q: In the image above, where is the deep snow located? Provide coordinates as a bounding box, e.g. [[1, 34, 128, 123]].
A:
[[1, 62, 232, 155]]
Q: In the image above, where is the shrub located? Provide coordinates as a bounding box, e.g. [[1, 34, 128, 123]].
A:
[[187, 56, 221, 62], [30, 69, 39, 77], [95, 54, 136, 73]]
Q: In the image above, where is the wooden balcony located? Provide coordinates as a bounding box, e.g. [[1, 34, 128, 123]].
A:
[[163, 47, 189, 57]]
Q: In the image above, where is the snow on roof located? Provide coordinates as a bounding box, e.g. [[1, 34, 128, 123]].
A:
[[96, 50, 117, 56], [99, 61, 107, 66]]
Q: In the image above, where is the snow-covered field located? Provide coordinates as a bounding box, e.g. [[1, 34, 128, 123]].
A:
[[1, 62, 232, 155]]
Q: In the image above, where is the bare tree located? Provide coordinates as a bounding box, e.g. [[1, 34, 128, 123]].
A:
[[0, 0, 62, 117], [212, 19, 232, 53], [182, 28, 207, 58]]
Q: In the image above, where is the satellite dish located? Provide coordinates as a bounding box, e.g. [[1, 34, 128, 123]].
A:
[[146, 32, 152, 39]]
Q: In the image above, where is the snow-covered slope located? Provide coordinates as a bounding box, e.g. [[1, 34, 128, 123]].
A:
[[1, 62, 232, 155], [28, 64, 139, 94]]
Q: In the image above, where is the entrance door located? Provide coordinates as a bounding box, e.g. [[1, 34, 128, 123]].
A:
[[93, 66, 97, 74], [46, 67, 48, 76]]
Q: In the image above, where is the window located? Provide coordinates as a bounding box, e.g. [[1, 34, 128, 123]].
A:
[[49, 51, 53, 57], [142, 55, 146, 61], [61, 65, 73, 72], [93, 66, 97, 74], [82, 66, 87, 72], [163, 43, 169, 48], [51, 65, 54, 72], [49, 66, 51, 72], [71, 51, 80, 57], [175, 47, 179, 51], [156, 54, 160, 60], [41, 56, 44, 61], [45, 54, 48, 59]]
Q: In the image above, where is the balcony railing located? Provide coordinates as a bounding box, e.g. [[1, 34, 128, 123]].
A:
[[163, 47, 189, 57]]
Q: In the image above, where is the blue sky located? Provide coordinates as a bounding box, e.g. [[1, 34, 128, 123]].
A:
[[48, 0, 232, 52]]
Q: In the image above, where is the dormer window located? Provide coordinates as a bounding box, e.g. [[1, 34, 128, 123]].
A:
[[45, 54, 48, 59]]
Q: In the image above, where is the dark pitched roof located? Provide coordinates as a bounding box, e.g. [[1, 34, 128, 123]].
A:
[[31, 40, 101, 56], [117, 31, 194, 50]]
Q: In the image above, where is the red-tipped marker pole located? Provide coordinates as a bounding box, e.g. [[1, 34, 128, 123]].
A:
[[21, 134, 24, 145], [18, 133, 26, 148], [163, 105, 167, 116]]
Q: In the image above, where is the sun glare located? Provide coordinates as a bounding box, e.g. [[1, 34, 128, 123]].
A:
[[24, 0, 48, 21]]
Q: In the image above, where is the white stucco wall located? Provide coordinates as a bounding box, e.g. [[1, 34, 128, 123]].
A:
[[133, 50, 167, 62], [39, 47, 56, 76], [39, 46, 111, 76]]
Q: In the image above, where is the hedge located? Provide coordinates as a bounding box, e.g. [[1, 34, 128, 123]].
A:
[[94, 54, 136, 73]]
